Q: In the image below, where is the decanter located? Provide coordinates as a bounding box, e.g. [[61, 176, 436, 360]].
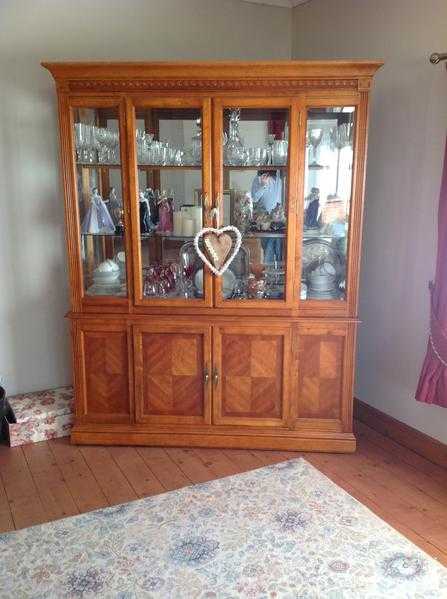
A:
[[191, 118, 202, 165], [224, 109, 245, 166]]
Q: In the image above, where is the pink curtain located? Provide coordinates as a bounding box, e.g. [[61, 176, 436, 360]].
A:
[[416, 137, 447, 407]]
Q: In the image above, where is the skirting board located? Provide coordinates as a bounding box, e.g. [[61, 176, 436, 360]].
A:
[[354, 398, 447, 470]]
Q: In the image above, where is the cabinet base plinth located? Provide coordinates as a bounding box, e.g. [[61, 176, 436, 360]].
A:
[[71, 426, 356, 453]]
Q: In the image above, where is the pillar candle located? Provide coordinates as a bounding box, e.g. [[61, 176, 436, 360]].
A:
[[191, 207, 203, 233], [173, 212, 183, 236], [182, 218, 194, 237]]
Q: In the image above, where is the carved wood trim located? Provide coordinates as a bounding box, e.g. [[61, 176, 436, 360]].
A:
[[67, 78, 359, 93]]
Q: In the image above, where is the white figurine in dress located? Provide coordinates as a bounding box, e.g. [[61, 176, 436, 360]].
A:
[[81, 187, 115, 234]]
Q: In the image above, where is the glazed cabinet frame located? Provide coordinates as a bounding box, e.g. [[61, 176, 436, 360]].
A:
[[44, 61, 382, 453], [59, 95, 134, 314], [212, 96, 300, 310], [126, 96, 214, 309]]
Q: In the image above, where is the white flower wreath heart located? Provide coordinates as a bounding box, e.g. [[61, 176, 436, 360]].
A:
[[194, 226, 242, 276]]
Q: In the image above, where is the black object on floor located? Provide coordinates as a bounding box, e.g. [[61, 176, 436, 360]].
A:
[[0, 385, 16, 443]]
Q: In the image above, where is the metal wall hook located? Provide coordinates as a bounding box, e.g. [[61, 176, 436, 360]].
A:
[[430, 52, 447, 64]]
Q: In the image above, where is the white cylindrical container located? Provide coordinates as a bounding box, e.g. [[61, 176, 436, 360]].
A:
[[191, 206, 203, 233], [173, 212, 183, 236], [182, 218, 194, 237]]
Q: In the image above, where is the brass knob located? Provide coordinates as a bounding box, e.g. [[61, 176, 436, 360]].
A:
[[204, 368, 209, 384], [213, 368, 219, 385]]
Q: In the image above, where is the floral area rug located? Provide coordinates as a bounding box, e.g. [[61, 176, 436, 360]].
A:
[[1, 458, 446, 598]]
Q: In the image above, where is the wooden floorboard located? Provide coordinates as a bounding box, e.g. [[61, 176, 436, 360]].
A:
[[137, 447, 189, 491], [108, 446, 165, 498], [79, 446, 138, 506], [0, 444, 47, 529], [23, 441, 79, 522], [48, 438, 109, 513], [0, 424, 446, 567]]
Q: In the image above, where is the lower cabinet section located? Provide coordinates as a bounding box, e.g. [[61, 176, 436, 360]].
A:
[[71, 316, 356, 451]]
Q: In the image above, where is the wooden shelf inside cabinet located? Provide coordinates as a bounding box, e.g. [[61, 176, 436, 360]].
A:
[[43, 59, 382, 453]]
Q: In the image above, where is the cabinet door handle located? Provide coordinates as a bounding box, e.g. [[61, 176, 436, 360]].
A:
[[213, 368, 219, 386], [204, 368, 209, 384]]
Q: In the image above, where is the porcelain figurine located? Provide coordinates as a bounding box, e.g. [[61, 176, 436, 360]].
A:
[[304, 187, 321, 229], [139, 191, 152, 234], [144, 187, 158, 225], [106, 187, 122, 224], [158, 191, 174, 233], [81, 187, 115, 235]]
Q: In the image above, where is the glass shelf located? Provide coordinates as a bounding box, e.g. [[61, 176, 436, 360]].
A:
[[245, 231, 286, 238], [137, 164, 201, 170], [81, 232, 124, 237], [140, 233, 196, 241], [76, 162, 121, 169], [223, 164, 287, 171]]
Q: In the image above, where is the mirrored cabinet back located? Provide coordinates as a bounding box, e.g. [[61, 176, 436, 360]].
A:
[[43, 60, 383, 451]]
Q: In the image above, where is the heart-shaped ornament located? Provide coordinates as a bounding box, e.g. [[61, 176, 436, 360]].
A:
[[194, 226, 242, 276]]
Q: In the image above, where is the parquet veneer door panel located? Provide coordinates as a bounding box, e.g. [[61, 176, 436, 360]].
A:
[[213, 325, 291, 427], [75, 321, 132, 423], [295, 323, 354, 431], [134, 324, 212, 425]]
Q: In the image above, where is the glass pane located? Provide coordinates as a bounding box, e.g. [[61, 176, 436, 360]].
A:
[[301, 107, 355, 301], [134, 108, 204, 299], [73, 107, 126, 297], [222, 107, 289, 301]]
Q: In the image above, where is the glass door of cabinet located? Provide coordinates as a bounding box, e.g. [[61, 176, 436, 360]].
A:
[[71, 100, 130, 305], [129, 98, 212, 307], [300, 106, 356, 305], [213, 99, 297, 308]]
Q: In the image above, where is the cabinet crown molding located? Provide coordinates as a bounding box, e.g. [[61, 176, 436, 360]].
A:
[[42, 60, 383, 92]]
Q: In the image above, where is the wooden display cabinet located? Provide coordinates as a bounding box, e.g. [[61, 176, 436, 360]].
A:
[[44, 61, 382, 452]]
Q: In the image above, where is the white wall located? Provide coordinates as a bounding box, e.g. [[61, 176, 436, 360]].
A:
[[293, 0, 447, 443], [0, 0, 290, 395]]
